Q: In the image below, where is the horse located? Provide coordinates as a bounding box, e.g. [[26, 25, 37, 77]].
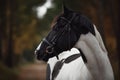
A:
[[35, 6, 114, 80]]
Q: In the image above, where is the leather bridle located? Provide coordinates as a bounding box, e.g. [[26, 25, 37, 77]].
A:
[[43, 13, 76, 55]]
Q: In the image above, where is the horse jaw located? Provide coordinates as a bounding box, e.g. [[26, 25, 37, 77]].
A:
[[74, 25, 114, 80]]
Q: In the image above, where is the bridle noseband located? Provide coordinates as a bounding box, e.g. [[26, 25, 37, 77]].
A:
[[43, 13, 76, 55], [43, 38, 54, 54]]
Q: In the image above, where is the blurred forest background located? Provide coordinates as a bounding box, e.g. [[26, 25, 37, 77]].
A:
[[0, 0, 120, 80]]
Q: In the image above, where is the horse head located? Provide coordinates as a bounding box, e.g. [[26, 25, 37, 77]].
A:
[[35, 6, 95, 62]]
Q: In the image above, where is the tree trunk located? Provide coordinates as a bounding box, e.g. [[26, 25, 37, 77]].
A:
[[92, 0, 107, 46], [0, 24, 2, 61], [0, 4, 2, 60], [110, 0, 120, 80], [108, 0, 120, 80], [0, 0, 7, 61], [5, 0, 16, 67], [115, 10, 120, 80], [108, 0, 119, 79], [117, 0, 120, 79]]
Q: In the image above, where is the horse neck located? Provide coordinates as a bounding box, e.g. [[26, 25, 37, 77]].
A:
[[74, 25, 114, 80]]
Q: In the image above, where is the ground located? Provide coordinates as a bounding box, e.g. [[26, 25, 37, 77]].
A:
[[18, 61, 47, 80]]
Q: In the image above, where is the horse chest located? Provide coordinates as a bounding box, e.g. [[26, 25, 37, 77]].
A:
[[48, 56, 93, 80]]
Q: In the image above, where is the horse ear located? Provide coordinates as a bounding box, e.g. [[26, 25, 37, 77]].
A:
[[63, 5, 71, 14]]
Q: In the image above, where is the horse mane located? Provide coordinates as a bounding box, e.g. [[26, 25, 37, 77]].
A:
[[50, 13, 63, 29]]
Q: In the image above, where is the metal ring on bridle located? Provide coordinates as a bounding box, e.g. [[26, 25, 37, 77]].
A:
[[46, 46, 54, 54]]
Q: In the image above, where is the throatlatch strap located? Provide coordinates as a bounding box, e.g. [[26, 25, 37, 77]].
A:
[[78, 49, 87, 63], [52, 53, 81, 80]]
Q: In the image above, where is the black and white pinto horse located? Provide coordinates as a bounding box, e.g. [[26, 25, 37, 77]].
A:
[[35, 7, 114, 80]]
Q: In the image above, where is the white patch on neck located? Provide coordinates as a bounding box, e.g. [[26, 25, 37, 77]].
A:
[[74, 25, 114, 80]]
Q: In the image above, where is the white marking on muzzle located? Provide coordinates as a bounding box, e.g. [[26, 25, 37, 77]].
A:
[[34, 41, 43, 54]]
